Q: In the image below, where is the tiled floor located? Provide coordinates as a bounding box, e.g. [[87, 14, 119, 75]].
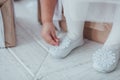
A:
[[0, 0, 120, 80]]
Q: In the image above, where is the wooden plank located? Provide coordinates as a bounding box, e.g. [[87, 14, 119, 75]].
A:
[[34, 41, 102, 80], [1, 0, 16, 47], [37, 63, 92, 80], [16, 18, 50, 51], [37, 0, 42, 24], [0, 10, 5, 47], [0, 0, 6, 7], [8, 20, 48, 75], [0, 49, 32, 80], [36, 62, 120, 80], [12, 0, 48, 77], [35, 41, 120, 80], [14, 0, 43, 47]]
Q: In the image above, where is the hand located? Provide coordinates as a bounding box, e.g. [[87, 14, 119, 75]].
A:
[[41, 22, 60, 46]]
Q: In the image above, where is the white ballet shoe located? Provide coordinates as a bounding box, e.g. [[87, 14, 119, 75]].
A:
[[48, 36, 84, 59], [93, 46, 120, 73]]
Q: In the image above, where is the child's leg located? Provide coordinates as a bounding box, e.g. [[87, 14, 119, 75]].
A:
[[93, 5, 120, 73], [66, 21, 84, 42], [63, 0, 89, 40], [49, 1, 89, 58], [104, 6, 120, 47]]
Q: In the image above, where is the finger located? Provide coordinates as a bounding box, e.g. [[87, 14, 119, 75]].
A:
[[41, 31, 57, 46], [51, 32, 60, 46], [50, 40, 58, 46], [51, 31, 59, 42], [45, 34, 57, 46]]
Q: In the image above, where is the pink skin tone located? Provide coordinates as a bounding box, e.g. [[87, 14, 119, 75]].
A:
[[40, 0, 59, 46]]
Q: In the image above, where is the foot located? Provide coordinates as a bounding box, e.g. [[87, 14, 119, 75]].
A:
[[92, 46, 120, 73], [48, 36, 84, 59]]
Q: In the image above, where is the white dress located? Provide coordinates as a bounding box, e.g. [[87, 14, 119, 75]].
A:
[[53, 0, 120, 23]]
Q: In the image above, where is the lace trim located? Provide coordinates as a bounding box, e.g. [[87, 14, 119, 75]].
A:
[[49, 37, 71, 52], [93, 48, 118, 68], [59, 37, 71, 49]]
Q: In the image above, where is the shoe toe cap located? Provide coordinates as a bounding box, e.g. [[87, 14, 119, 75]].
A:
[[92, 48, 118, 73], [93, 62, 117, 73]]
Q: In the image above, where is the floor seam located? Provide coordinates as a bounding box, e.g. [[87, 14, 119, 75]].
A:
[[19, 21, 50, 79], [7, 48, 35, 77]]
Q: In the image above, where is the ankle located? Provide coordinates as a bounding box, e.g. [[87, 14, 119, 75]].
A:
[[67, 33, 83, 41]]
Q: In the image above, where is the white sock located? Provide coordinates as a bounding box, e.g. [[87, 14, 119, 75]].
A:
[[92, 5, 120, 73], [66, 21, 85, 41], [62, 1, 89, 41], [104, 5, 120, 47]]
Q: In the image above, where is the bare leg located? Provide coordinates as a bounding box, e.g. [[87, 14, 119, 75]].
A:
[[63, 0, 89, 40], [1, 0, 16, 47], [93, 5, 120, 73]]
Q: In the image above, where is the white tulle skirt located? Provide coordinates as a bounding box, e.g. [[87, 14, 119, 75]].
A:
[[53, 0, 120, 23]]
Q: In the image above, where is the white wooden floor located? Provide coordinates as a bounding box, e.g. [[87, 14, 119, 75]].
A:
[[0, 0, 120, 80]]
